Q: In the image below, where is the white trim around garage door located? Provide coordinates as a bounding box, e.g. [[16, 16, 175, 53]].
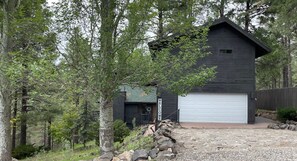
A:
[[178, 93, 248, 123]]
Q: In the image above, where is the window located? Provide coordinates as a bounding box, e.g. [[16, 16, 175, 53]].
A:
[[219, 49, 233, 54]]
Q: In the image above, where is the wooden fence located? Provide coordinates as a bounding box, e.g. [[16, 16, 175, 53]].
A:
[[256, 87, 297, 111]]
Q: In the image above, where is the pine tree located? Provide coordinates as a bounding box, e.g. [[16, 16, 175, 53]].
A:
[[0, 1, 20, 160]]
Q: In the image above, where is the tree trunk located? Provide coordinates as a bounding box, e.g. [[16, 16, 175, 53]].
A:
[[287, 38, 292, 87], [47, 119, 52, 150], [244, 0, 250, 31], [283, 66, 289, 87], [99, 0, 116, 158], [20, 77, 28, 145], [278, 74, 281, 88], [43, 121, 47, 148], [157, 2, 164, 39], [272, 78, 277, 89], [12, 91, 18, 150], [282, 36, 291, 88], [99, 99, 114, 156], [0, 88, 12, 161], [73, 95, 79, 145], [219, 0, 225, 17], [83, 101, 88, 148]]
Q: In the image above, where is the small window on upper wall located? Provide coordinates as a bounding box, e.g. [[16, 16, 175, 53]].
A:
[[219, 49, 233, 54]]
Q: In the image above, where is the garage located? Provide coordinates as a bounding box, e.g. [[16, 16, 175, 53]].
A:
[[178, 93, 248, 123]]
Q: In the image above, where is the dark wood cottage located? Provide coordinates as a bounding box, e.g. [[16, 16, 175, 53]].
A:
[[113, 17, 271, 125]]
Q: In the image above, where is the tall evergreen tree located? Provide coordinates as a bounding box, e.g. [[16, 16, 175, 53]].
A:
[[255, 0, 297, 89], [9, 0, 56, 146], [0, 0, 20, 160]]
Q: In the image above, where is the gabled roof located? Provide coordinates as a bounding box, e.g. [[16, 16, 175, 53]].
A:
[[211, 17, 271, 58], [148, 17, 271, 58]]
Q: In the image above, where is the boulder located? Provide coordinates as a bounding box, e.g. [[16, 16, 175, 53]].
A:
[[143, 125, 155, 136], [167, 123, 174, 128], [91, 157, 101, 161], [156, 128, 175, 142], [157, 136, 170, 145], [160, 119, 171, 124], [267, 123, 280, 129], [158, 140, 174, 151], [280, 124, 288, 129], [267, 123, 273, 129], [153, 132, 162, 140], [112, 157, 120, 161], [117, 151, 133, 161], [132, 149, 148, 161], [148, 148, 158, 159], [274, 125, 280, 129], [174, 142, 184, 153], [286, 120, 297, 125], [95, 152, 114, 161], [288, 124, 296, 130], [163, 131, 174, 140], [156, 151, 175, 160]]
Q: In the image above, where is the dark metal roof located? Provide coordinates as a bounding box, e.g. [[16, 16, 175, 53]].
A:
[[211, 17, 271, 58], [148, 17, 271, 58]]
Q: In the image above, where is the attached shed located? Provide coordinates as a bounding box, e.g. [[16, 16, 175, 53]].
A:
[[113, 85, 157, 128]]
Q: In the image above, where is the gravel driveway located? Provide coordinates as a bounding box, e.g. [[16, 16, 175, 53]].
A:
[[171, 128, 297, 161]]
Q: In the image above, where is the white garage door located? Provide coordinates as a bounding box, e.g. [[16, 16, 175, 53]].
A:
[[178, 93, 248, 123]]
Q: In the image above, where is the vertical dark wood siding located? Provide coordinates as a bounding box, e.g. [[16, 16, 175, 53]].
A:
[[113, 92, 125, 121], [161, 24, 257, 123], [159, 90, 178, 121], [256, 88, 297, 110]]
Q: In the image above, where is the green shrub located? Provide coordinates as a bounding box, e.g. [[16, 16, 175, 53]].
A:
[[115, 127, 154, 153], [12, 144, 38, 159], [114, 141, 122, 150], [114, 119, 130, 142], [123, 136, 154, 151], [277, 108, 297, 122]]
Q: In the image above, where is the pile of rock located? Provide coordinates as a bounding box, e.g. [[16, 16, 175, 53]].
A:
[[256, 110, 277, 120], [268, 120, 297, 131], [151, 119, 181, 160], [112, 119, 181, 161]]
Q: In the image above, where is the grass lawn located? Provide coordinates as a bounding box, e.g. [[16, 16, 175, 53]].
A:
[[21, 141, 99, 161]]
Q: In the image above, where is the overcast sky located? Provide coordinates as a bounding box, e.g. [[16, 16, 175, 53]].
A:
[[47, 0, 58, 5]]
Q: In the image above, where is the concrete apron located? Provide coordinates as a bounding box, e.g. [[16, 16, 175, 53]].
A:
[[179, 117, 276, 129]]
